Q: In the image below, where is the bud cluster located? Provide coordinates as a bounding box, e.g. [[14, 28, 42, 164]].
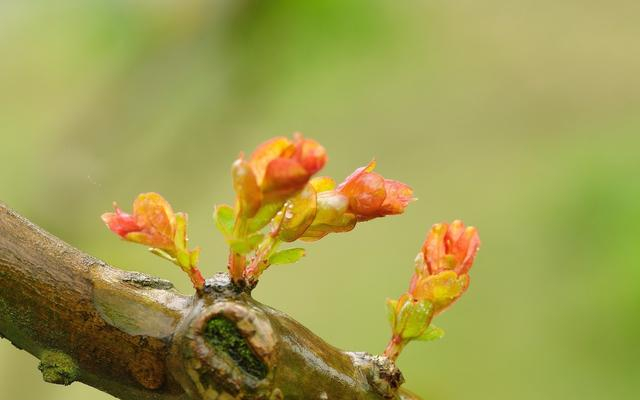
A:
[[218, 133, 414, 287], [384, 221, 480, 361], [101, 193, 205, 290]]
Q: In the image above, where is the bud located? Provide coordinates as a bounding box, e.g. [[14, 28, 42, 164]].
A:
[[384, 220, 480, 361], [102, 192, 176, 251], [337, 161, 414, 221], [422, 220, 480, 276], [248, 133, 327, 200], [101, 192, 205, 290]]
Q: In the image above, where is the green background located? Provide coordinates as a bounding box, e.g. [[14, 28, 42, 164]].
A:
[[1, 1, 639, 399]]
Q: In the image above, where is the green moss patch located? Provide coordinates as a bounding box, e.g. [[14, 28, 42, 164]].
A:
[[204, 316, 267, 379], [38, 350, 78, 386]]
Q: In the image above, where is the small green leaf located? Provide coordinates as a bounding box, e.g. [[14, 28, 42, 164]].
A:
[[229, 233, 264, 255], [229, 239, 250, 254], [174, 212, 188, 251], [213, 205, 235, 238], [398, 299, 434, 340], [149, 247, 176, 263], [386, 298, 398, 329], [247, 201, 285, 233], [190, 246, 201, 268], [248, 233, 264, 248], [416, 325, 445, 342], [176, 249, 190, 269], [268, 248, 306, 265]]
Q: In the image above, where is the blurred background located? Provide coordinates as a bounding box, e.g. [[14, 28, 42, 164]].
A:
[[1, 1, 639, 399]]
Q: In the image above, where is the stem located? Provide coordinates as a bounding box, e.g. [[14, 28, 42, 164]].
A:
[[228, 212, 248, 283], [383, 336, 406, 362], [187, 267, 205, 292], [243, 236, 280, 285]]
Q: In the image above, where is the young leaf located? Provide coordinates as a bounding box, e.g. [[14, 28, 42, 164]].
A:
[[213, 204, 235, 238], [176, 249, 190, 270], [190, 246, 201, 268], [398, 299, 433, 340], [386, 298, 398, 329], [229, 233, 265, 255], [149, 247, 176, 263], [247, 201, 284, 233], [174, 212, 188, 251], [268, 248, 306, 265], [416, 325, 445, 342]]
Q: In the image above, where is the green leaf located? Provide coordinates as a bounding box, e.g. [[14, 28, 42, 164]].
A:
[[176, 249, 190, 269], [416, 325, 445, 342], [174, 212, 188, 251], [398, 299, 434, 340], [386, 298, 398, 330], [149, 247, 176, 263], [248, 233, 264, 248], [190, 246, 201, 268], [213, 205, 235, 238], [229, 233, 264, 255], [247, 201, 284, 233], [268, 248, 306, 265]]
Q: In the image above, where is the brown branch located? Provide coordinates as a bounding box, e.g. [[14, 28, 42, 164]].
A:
[[0, 202, 422, 400]]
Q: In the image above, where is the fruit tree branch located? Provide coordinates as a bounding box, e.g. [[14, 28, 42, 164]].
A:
[[0, 202, 421, 400]]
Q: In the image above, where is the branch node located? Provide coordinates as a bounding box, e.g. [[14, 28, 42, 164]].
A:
[[349, 352, 405, 398]]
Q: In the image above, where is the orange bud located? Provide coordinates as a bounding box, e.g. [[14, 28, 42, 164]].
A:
[[248, 134, 327, 200], [101, 205, 141, 237], [102, 192, 177, 251], [249, 137, 295, 185], [422, 220, 480, 276], [379, 179, 414, 216], [292, 132, 327, 176], [261, 157, 310, 198], [337, 161, 413, 221]]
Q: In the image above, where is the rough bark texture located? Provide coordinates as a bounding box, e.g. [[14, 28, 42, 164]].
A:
[[0, 202, 421, 400]]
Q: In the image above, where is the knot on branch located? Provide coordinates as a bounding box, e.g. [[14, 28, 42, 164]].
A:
[[350, 352, 405, 399], [169, 282, 278, 400]]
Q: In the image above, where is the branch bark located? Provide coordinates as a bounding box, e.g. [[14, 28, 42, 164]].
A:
[[0, 202, 421, 400]]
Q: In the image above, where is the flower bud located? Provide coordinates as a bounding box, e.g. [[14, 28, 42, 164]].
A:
[[102, 192, 176, 251], [337, 161, 413, 221]]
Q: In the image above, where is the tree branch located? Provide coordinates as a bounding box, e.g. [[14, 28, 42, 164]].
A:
[[0, 202, 421, 400]]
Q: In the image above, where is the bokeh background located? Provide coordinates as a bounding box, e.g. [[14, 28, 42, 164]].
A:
[[1, 1, 639, 399]]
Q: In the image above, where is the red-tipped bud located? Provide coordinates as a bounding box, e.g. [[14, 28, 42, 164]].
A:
[[101, 204, 141, 237], [248, 134, 327, 200], [292, 132, 328, 176], [102, 193, 205, 291], [422, 220, 480, 276], [384, 221, 480, 361], [102, 192, 176, 251], [338, 161, 413, 221]]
